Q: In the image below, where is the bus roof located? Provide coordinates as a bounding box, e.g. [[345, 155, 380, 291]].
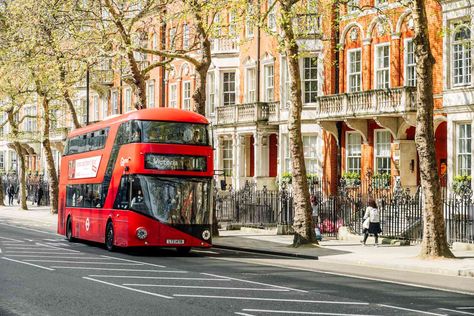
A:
[[68, 108, 209, 138]]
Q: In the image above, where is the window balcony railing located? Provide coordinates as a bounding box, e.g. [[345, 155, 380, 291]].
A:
[[211, 38, 239, 55], [215, 102, 278, 126], [92, 69, 114, 86], [315, 87, 416, 119], [293, 13, 321, 38]]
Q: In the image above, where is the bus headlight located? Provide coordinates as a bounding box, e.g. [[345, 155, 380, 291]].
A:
[[136, 227, 148, 240], [202, 229, 211, 241]]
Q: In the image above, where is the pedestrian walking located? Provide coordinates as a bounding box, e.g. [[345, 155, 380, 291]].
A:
[[361, 198, 382, 246], [36, 186, 44, 207], [7, 184, 15, 206]]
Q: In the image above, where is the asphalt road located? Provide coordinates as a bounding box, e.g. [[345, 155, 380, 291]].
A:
[[0, 222, 473, 316]]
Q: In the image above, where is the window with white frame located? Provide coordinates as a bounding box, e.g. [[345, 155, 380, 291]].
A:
[[111, 91, 119, 114], [375, 44, 390, 89], [93, 95, 99, 120], [183, 24, 190, 49], [169, 83, 177, 108], [282, 57, 291, 108], [102, 96, 108, 118], [303, 57, 318, 104], [303, 135, 318, 174], [169, 27, 176, 49], [264, 64, 274, 102], [246, 68, 256, 103], [346, 132, 361, 174], [183, 81, 191, 110], [222, 139, 233, 176], [0, 151, 4, 171], [405, 39, 416, 87], [125, 88, 132, 111], [147, 80, 155, 108], [152, 32, 158, 50], [229, 12, 236, 36], [457, 123, 472, 176], [375, 130, 391, 174], [452, 24, 471, 87], [207, 73, 215, 114], [282, 134, 291, 173], [347, 0, 359, 13], [81, 99, 87, 124], [267, 0, 276, 31], [348, 49, 362, 92], [223, 72, 236, 106], [246, 3, 254, 38]]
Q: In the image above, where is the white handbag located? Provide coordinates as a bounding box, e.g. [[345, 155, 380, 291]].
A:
[[362, 217, 370, 230]]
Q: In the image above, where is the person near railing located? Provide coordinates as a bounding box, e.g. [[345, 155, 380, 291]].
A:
[[362, 199, 382, 246]]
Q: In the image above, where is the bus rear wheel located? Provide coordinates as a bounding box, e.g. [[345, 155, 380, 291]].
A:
[[176, 247, 191, 255], [105, 222, 115, 252], [66, 217, 74, 242]]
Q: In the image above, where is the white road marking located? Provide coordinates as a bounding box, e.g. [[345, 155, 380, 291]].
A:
[[0, 248, 2, 253], [173, 295, 368, 305], [83, 277, 173, 299], [100, 255, 167, 268], [89, 275, 229, 281], [6, 251, 80, 255], [439, 308, 474, 315], [242, 309, 378, 316], [2, 257, 55, 271], [123, 284, 289, 291], [6, 253, 87, 257], [213, 258, 474, 296], [378, 304, 447, 316], [201, 272, 307, 293], [192, 250, 219, 254], [35, 242, 80, 252], [235, 312, 255, 316], [4, 247, 69, 251], [458, 308, 474, 310], [0, 236, 24, 242], [25, 239, 33, 242], [52, 267, 187, 273], [8, 256, 105, 259], [24, 260, 143, 265]]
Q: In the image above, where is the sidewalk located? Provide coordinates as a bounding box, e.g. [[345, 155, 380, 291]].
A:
[[214, 228, 474, 278]]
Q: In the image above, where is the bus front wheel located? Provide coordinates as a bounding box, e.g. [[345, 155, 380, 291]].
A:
[[66, 217, 75, 242], [176, 247, 191, 255], [105, 222, 115, 252]]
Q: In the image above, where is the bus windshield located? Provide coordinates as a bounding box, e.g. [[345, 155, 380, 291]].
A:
[[141, 121, 208, 146], [124, 175, 210, 225]]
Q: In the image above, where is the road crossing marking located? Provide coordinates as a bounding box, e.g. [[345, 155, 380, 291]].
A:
[[2, 257, 55, 271], [242, 309, 379, 316], [378, 304, 447, 316], [439, 308, 474, 315], [122, 284, 290, 291], [458, 308, 474, 310], [8, 255, 109, 259], [35, 242, 80, 252], [51, 267, 187, 273], [82, 277, 173, 299], [0, 236, 24, 242], [88, 275, 228, 281], [5, 251, 81, 254], [23, 260, 144, 265], [201, 272, 308, 293], [173, 295, 369, 305], [100, 255, 167, 268], [235, 313, 255, 316]]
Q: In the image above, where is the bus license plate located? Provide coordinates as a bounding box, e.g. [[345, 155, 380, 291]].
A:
[[166, 239, 185, 245]]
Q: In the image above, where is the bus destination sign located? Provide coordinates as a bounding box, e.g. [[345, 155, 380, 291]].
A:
[[145, 154, 207, 172]]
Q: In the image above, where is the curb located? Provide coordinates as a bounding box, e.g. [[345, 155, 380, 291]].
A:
[[212, 244, 319, 260]]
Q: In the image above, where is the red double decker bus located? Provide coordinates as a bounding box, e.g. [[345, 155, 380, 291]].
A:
[[57, 108, 213, 253]]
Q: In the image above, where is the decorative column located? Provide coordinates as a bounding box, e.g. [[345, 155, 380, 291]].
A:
[[232, 133, 238, 190], [338, 45, 345, 93], [236, 135, 245, 189], [253, 131, 261, 182], [391, 34, 401, 87], [362, 38, 372, 91]]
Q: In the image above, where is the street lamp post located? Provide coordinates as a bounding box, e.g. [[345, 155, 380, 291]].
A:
[[86, 67, 90, 125]]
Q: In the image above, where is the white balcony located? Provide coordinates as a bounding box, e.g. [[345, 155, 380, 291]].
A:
[[315, 87, 416, 120], [215, 102, 278, 126], [211, 38, 239, 55]]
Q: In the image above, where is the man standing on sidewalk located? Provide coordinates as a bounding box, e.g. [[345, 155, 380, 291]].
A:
[[7, 184, 15, 206]]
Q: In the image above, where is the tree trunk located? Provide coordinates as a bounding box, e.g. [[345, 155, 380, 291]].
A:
[[412, 0, 453, 258], [14, 142, 27, 210], [280, 0, 316, 247], [64, 90, 81, 129], [128, 51, 147, 109], [41, 97, 59, 214]]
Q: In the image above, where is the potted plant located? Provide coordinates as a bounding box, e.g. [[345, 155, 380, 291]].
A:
[[281, 172, 292, 184], [372, 173, 391, 189], [342, 172, 361, 187], [452, 175, 471, 194]]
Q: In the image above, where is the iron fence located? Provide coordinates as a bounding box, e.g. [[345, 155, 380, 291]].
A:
[[214, 173, 474, 245]]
